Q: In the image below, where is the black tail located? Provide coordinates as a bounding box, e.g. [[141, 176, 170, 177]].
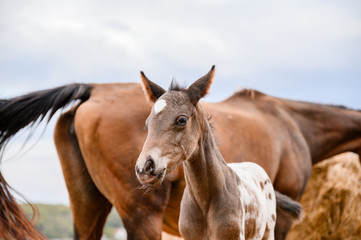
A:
[[0, 83, 92, 239], [275, 191, 303, 221], [0, 171, 47, 239], [0, 83, 92, 150]]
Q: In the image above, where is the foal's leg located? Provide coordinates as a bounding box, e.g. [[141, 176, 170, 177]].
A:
[[55, 109, 112, 240]]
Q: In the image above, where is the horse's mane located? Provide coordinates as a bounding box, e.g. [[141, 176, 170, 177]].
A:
[[287, 100, 361, 113], [231, 89, 360, 112], [322, 103, 361, 112]]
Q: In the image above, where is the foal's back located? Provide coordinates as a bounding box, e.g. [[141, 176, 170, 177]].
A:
[[228, 162, 276, 240]]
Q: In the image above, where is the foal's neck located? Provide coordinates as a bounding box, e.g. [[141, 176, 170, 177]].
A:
[[183, 110, 230, 210]]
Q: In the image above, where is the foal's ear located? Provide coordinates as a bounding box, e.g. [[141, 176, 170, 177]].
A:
[[140, 71, 166, 102], [187, 65, 215, 105]]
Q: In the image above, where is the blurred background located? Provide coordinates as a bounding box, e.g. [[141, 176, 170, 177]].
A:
[[0, 0, 360, 239]]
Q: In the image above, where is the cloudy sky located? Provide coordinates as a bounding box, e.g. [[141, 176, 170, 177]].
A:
[[1, 0, 360, 205]]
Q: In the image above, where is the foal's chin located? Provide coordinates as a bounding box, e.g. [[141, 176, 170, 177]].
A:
[[138, 170, 166, 188]]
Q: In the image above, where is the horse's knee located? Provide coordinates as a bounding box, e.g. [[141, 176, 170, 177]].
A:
[[122, 212, 164, 240]]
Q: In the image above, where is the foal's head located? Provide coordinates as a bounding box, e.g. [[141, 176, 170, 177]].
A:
[[135, 66, 215, 186]]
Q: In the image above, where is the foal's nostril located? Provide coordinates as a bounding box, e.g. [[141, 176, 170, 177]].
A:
[[144, 157, 155, 174]]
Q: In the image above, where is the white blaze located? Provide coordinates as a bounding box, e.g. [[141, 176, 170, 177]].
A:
[[153, 99, 167, 114]]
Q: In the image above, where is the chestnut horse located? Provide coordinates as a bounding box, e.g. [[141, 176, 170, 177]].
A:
[[136, 68, 302, 239], [0, 70, 361, 239]]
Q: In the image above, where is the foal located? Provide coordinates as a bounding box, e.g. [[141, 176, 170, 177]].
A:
[[135, 66, 300, 239]]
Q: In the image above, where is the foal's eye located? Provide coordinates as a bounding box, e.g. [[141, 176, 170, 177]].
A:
[[176, 115, 188, 126]]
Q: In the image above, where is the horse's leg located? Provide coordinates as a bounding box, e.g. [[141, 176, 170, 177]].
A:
[[162, 179, 185, 236], [114, 181, 172, 240], [120, 208, 163, 240], [273, 151, 310, 240], [58, 108, 172, 239], [54, 108, 112, 240], [274, 210, 293, 240]]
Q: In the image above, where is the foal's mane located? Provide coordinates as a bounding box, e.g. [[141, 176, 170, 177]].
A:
[[169, 79, 187, 91]]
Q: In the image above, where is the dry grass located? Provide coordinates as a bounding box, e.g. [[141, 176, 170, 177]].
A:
[[287, 152, 361, 240]]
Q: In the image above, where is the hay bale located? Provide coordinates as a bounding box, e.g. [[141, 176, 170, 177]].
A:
[[287, 152, 361, 240]]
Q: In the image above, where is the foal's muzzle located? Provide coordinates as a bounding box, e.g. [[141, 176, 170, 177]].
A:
[[135, 157, 165, 185]]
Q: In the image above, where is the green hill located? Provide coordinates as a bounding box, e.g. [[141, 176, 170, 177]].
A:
[[22, 204, 124, 239]]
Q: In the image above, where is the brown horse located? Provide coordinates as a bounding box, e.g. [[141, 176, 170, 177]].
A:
[[0, 71, 360, 239], [136, 67, 302, 239]]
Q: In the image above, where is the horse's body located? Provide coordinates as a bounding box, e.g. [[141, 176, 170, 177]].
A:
[[135, 68, 302, 240], [0, 79, 360, 239]]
